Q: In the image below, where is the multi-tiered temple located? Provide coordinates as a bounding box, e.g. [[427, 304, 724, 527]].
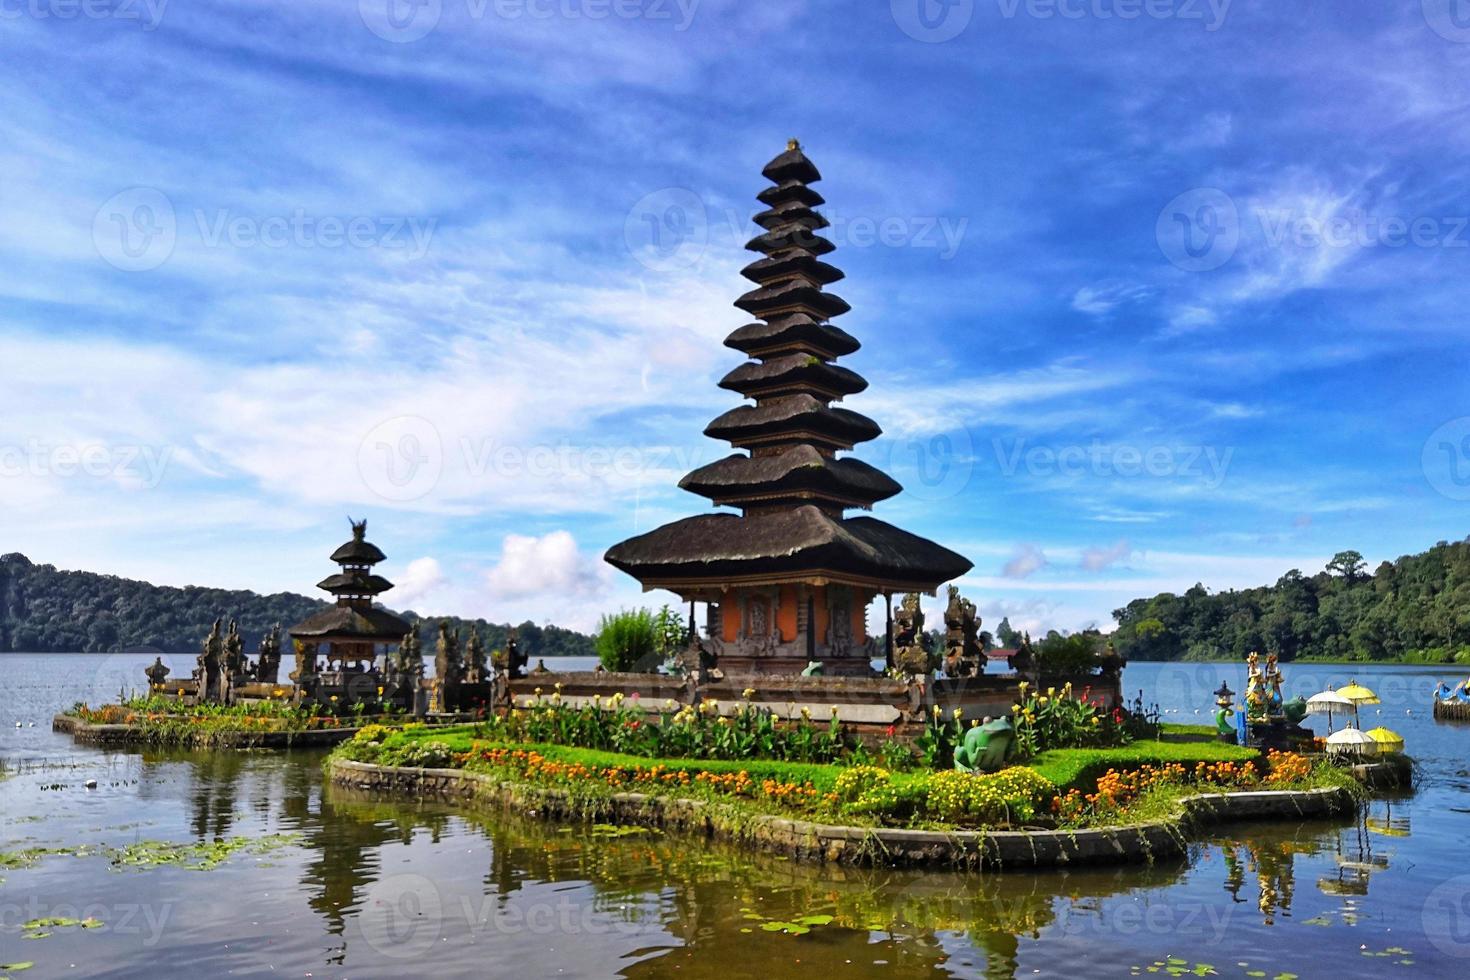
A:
[[289, 520, 411, 683], [607, 142, 972, 674]]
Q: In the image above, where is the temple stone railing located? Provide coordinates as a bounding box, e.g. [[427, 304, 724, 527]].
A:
[[507, 670, 1123, 733]]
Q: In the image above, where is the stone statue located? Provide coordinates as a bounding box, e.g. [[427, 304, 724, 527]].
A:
[[256, 624, 283, 685], [465, 631, 487, 685], [892, 593, 931, 677], [1099, 638, 1125, 679], [222, 619, 246, 703], [397, 623, 423, 678], [1008, 633, 1035, 677], [144, 656, 170, 690], [198, 618, 225, 703], [1245, 651, 1266, 719], [435, 622, 463, 712], [942, 585, 984, 678], [290, 638, 320, 705], [506, 627, 527, 680], [1265, 653, 1284, 715], [675, 631, 718, 682], [434, 623, 462, 684]]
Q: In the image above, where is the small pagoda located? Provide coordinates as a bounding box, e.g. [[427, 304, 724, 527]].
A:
[[606, 142, 973, 675], [288, 520, 411, 693]]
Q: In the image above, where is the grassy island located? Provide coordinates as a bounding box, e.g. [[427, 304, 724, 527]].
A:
[[326, 693, 1360, 836], [60, 695, 406, 747]]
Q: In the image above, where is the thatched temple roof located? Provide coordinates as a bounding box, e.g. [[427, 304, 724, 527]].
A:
[[604, 142, 972, 595]]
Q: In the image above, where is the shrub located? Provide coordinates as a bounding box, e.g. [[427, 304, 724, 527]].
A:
[[594, 609, 657, 672], [1010, 681, 1129, 756], [393, 740, 455, 769], [834, 765, 891, 803], [926, 767, 1055, 826], [355, 724, 392, 744]]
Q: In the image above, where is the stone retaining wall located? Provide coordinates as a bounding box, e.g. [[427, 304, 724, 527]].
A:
[[327, 758, 1356, 870]]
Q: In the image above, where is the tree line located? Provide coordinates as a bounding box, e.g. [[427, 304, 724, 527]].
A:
[[0, 553, 595, 660], [1111, 538, 1470, 663]]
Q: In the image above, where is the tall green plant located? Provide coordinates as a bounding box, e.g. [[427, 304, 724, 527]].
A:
[[595, 608, 657, 672]]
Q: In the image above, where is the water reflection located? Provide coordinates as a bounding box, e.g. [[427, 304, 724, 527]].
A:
[[320, 782, 1196, 977]]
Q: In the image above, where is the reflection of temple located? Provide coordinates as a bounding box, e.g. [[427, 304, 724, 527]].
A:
[[606, 142, 971, 675]]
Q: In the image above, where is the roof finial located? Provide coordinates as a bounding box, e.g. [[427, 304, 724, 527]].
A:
[[787, 138, 800, 152]]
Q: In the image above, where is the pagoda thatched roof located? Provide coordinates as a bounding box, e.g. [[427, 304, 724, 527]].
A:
[[604, 141, 972, 597], [724, 315, 860, 359], [288, 605, 411, 641], [757, 179, 824, 208], [316, 572, 394, 595], [705, 394, 881, 450], [605, 505, 971, 593], [330, 522, 387, 565], [679, 446, 900, 508], [719, 354, 867, 400], [762, 144, 822, 184]]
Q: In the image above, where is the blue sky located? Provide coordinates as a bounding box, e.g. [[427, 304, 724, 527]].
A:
[[2, 0, 1468, 635]]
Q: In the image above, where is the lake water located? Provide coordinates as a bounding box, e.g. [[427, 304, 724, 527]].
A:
[[3, 654, 1470, 978]]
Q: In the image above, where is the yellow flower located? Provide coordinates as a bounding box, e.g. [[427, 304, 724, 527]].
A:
[[742, 687, 756, 701], [952, 708, 963, 720]]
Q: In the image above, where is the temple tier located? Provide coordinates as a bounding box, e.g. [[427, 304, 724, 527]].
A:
[[606, 141, 972, 675]]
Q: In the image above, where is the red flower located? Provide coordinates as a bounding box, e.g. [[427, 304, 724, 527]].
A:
[[626, 719, 641, 729], [885, 724, 896, 737]]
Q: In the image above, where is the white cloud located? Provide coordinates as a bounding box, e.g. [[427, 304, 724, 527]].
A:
[[1080, 540, 1133, 572], [1002, 544, 1048, 580], [393, 557, 448, 609], [1070, 281, 1151, 317], [485, 531, 605, 600]]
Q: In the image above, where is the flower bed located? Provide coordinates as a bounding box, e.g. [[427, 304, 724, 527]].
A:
[[64, 696, 389, 746], [329, 724, 1352, 832]]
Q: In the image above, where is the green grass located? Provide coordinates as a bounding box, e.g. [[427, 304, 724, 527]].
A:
[[1159, 722, 1222, 738], [1031, 741, 1260, 791]]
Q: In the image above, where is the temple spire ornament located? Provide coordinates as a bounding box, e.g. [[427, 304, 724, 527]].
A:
[[606, 143, 972, 675]]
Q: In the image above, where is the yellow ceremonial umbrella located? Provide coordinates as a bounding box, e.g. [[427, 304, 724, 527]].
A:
[[1365, 727, 1404, 754], [1337, 680, 1381, 726]]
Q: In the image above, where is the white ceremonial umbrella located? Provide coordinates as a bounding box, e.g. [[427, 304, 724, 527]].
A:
[[1307, 689, 1354, 732], [1325, 726, 1379, 759]]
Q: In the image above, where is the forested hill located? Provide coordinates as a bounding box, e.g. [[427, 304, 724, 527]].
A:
[[1112, 538, 1470, 663], [0, 553, 595, 659]]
